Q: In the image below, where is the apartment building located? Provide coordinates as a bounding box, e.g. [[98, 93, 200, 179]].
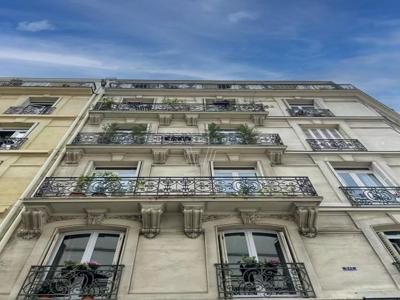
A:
[[0, 79, 400, 300]]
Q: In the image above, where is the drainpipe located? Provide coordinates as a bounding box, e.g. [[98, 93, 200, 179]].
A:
[[0, 82, 104, 253]]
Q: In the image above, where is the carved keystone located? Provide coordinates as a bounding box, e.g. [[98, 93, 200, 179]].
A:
[[140, 204, 164, 238], [295, 206, 318, 238], [182, 203, 204, 238], [18, 208, 49, 239], [238, 208, 259, 224], [86, 208, 108, 225]]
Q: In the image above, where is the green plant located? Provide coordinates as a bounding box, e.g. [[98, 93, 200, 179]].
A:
[[237, 124, 259, 144], [76, 175, 93, 192], [92, 171, 121, 194], [208, 122, 223, 144], [162, 98, 183, 105], [100, 97, 115, 109], [101, 123, 118, 143], [241, 256, 258, 267], [131, 124, 147, 143]]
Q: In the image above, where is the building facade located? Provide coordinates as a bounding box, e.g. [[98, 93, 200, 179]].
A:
[[0, 79, 400, 300]]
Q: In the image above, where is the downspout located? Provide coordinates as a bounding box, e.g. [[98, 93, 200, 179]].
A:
[[0, 83, 104, 253]]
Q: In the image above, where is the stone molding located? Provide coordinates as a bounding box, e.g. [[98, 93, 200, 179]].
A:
[[182, 203, 204, 238], [185, 114, 199, 126], [152, 149, 169, 164], [140, 203, 164, 238], [18, 207, 49, 239], [295, 206, 318, 238], [158, 114, 172, 126]]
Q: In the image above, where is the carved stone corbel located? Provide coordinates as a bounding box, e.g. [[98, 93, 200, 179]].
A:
[[18, 208, 49, 239], [140, 204, 164, 238], [295, 206, 318, 238], [184, 149, 201, 164], [86, 209, 108, 225], [185, 114, 199, 126], [65, 149, 83, 164], [152, 149, 169, 164], [266, 149, 284, 165], [88, 113, 103, 125], [238, 208, 258, 224], [158, 114, 173, 126], [251, 114, 268, 126], [182, 203, 204, 238]]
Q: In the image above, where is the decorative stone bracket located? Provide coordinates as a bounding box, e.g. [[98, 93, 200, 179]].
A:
[[251, 113, 269, 126], [185, 114, 199, 126], [65, 149, 83, 164], [238, 208, 259, 224], [140, 204, 164, 238], [86, 208, 107, 225], [266, 149, 285, 165], [152, 149, 169, 164], [184, 149, 201, 164], [158, 114, 173, 126], [88, 113, 103, 125], [295, 206, 318, 238], [182, 203, 204, 238], [18, 208, 49, 239]]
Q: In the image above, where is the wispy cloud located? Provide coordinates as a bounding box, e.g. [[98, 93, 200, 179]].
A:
[[228, 11, 258, 24], [17, 19, 55, 32]]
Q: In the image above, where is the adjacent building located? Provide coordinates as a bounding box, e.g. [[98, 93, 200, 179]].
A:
[[0, 79, 399, 300]]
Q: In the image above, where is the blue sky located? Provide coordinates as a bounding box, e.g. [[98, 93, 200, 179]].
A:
[[0, 0, 399, 110]]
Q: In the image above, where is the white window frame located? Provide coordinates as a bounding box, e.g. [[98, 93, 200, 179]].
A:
[[303, 127, 343, 139], [48, 230, 124, 265], [335, 168, 386, 187]]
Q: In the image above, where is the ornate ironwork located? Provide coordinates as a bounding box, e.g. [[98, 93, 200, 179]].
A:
[[106, 80, 348, 90], [92, 102, 267, 112], [4, 105, 55, 115], [306, 139, 367, 151], [340, 186, 400, 207], [72, 132, 283, 146], [18, 264, 123, 299], [0, 79, 95, 89], [0, 137, 27, 150], [287, 107, 334, 117], [215, 262, 315, 298], [34, 176, 317, 198]]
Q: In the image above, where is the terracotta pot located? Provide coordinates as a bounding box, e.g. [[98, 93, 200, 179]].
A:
[[69, 191, 86, 197], [91, 192, 106, 197], [81, 296, 94, 300]]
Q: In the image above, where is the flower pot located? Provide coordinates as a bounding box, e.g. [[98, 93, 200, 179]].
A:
[[69, 191, 86, 197], [81, 296, 94, 300], [92, 192, 106, 197]]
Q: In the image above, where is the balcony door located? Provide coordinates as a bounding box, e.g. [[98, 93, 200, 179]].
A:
[[0, 129, 28, 149], [50, 231, 124, 266], [303, 127, 342, 139], [337, 168, 384, 188], [89, 167, 137, 195]]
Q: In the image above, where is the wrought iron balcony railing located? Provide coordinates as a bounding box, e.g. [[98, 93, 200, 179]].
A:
[[4, 105, 55, 115], [34, 176, 317, 198], [306, 139, 367, 151], [0, 79, 95, 89], [340, 186, 400, 207], [0, 137, 27, 150], [18, 264, 123, 300], [72, 132, 283, 146], [92, 102, 268, 112], [287, 107, 334, 117], [215, 262, 315, 298]]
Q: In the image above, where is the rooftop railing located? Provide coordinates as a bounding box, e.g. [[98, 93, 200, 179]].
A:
[[0, 79, 95, 90], [0, 137, 27, 150], [34, 176, 318, 198], [4, 105, 55, 115], [287, 107, 334, 117]]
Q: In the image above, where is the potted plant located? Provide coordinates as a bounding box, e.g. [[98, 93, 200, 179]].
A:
[[91, 172, 121, 196], [261, 259, 280, 281], [100, 97, 115, 109], [239, 256, 260, 283], [70, 175, 92, 197], [237, 124, 259, 144], [208, 123, 223, 144], [131, 124, 147, 144], [100, 123, 118, 143]]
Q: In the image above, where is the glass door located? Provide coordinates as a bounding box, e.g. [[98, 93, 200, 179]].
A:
[[214, 168, 257, 195], [89, 167, 137, 195]]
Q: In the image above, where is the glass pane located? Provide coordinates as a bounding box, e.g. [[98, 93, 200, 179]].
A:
[[225, 232, 249, 263], [328, 128, 342, 139], [357, 173, 382, 187], [214, 169, 234, 177], [94, 168, 136, 177], [338, 172, 358, 186], [311, 128, 323, 139], [52, 234, 91, 265], [238, 170, 257, 177], [252, 232, 284, 263], [90, 233, 120, 265], [303, 128, 313, 139]]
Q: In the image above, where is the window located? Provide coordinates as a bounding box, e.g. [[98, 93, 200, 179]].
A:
[[336, 168, 383, 187], [92, 167, 136, 177], [0, 129, 28, 149], [213, 167, 258, 194], [214, 167, 257, 178], [14, 96, 58, 114], [288, 100, 315, 111], [383, 231, 400, 255], [88, 166, 138, 195], [303, 127, 343, 139]]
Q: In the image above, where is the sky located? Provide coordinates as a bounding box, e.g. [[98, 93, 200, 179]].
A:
[[0, 0, 399, 110]]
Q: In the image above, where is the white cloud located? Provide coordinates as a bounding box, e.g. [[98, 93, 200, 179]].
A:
[[17, 20, 55, 32], [228, 11, 257, 24]]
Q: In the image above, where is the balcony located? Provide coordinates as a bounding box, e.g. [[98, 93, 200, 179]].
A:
[[18, 264, 123, 300], [340, 186, 400, 207], [215, 262, 315, 298], [0, 79, 95, 89], [34, 176, 317, 198], [0, 137, 27, 150], [72, 132, 283, 146], [306, 139, 367, 151], [4, 105, 55, 115], [93, 102, 268, 113], [287, 107, 334, 117]]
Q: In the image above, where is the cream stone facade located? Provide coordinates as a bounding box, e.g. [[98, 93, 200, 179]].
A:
[[0, 79, 400, 300]]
